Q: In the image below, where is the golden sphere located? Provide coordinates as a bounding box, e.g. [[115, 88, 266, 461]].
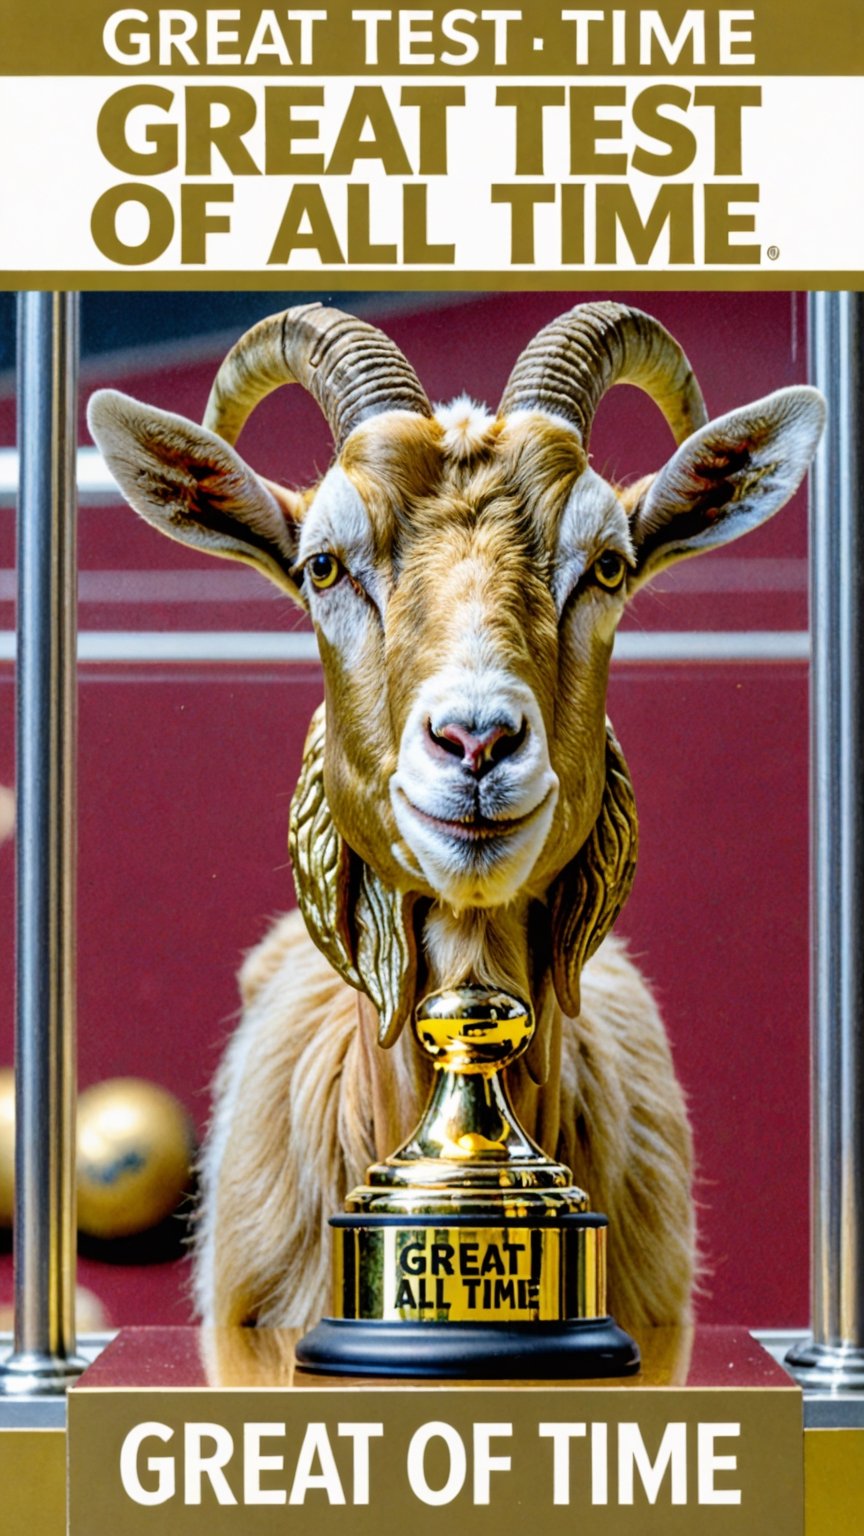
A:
[[0, 1068, 14, 1227], [416, 987, 533, 1069], [76, 1078, 194, 1240]]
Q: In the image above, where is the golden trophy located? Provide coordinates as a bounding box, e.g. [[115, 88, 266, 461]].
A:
[[296, 982, 639, 1376]]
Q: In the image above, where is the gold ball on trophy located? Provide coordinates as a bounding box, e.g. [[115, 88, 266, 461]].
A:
[[76, 1078, 194, 1240], [415, 987, 533, 1071], [0, 1068, 14, 1226]]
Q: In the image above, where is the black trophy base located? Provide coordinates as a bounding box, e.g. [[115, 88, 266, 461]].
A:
[[294, 1316, 640, 1379]]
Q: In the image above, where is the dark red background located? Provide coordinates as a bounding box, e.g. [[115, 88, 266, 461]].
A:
[[0, 291, 810, 1328]]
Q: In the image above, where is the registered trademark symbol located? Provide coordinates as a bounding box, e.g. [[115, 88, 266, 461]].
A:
[[767, 246, 780, 261]]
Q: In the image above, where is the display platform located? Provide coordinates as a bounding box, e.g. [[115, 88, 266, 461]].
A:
[[63, 1325, 803, 1534], [0, 1325, 861, 1534]]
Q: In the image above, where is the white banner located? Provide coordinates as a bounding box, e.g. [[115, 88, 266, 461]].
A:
[[0, 75, 861, 271]]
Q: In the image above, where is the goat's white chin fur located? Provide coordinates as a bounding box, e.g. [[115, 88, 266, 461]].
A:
[[391, 781, 558, 908]]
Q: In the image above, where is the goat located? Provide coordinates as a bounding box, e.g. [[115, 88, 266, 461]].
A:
[[88, 301, 824, 1333]]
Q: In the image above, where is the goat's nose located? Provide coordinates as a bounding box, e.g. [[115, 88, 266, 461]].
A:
[[428, 718, 527, 777]]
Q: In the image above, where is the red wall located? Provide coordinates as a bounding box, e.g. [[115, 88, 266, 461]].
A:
[[0, 291, 811, 1329]]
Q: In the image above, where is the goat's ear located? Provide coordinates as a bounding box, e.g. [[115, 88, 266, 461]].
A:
[[547, 725, 638, 1026], [87, 389, 306, 600], [628, 385, 825, 588]]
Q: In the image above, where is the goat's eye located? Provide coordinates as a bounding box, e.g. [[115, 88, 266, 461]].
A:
[[308, 552, 343, 590], [592, 550, 627, 592]]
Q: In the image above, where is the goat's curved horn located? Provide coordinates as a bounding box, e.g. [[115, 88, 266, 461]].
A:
[[499, 301, 707, 448], [203, 303, 432, 450]]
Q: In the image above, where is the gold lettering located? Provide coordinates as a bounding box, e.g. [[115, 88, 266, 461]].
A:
[[496, 86, 566, 176], [570, 87, 628, 176], [91, 182, 174, 265], [97, 86, 177, 175], [694, 86, 762, 176], [327, 86, 412, 175], [595, 183, 694, 264], [264, 86, 325, 175], [268, 184, 344, 265], [631, 85, 697, 177], [400, 86, 465, 175], [403, 183, 454, 264], [185, 87, 259, 176], [180, 183, 233, 263], [491, 183, 556, 264], [704, 182, 760, 262]]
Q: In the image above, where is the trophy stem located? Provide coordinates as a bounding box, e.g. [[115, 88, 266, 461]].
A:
[[348, 991, 582, 1207], [394, 1059, 542, 1165]]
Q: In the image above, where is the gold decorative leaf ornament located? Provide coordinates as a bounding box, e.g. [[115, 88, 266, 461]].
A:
[[289, 704, 419, 1047]]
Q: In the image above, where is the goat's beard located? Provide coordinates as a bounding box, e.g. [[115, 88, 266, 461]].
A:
[[421, 901, 534, 1004], [388, 779, 559, 912], [290, 703, 638, 1070]]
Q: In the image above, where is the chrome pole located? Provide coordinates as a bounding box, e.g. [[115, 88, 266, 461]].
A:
[[0, 293, 86, 1395], [787, 292, 864, 1390]]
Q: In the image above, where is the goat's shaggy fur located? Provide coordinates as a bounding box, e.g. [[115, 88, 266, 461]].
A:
[[196, 910, 694, 1335]]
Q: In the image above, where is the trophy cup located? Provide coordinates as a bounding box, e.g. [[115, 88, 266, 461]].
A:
[[296, 984, 639, 1377]]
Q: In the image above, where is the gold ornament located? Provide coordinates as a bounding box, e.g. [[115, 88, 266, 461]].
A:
[[289, 703, 419, 1046], [76, 1078, 194, 1240], [549, 722, 638, 1018]]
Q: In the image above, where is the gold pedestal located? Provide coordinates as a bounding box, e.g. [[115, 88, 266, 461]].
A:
[[297, 988, 639, 1377]]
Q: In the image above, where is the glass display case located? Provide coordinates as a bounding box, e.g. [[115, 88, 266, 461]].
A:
[[0, 289, 811, 1332]]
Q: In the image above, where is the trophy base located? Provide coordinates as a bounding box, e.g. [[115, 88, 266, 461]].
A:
[[296, 1209, 639, 1379], [295, 1315, 639, 1378]]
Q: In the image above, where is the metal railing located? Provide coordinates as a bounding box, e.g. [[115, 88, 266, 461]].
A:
[[786, 292, 864, 1391], [0, 628, 812, 665], [0, 293, 86, 1396], [0, 445, 116, 507]]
